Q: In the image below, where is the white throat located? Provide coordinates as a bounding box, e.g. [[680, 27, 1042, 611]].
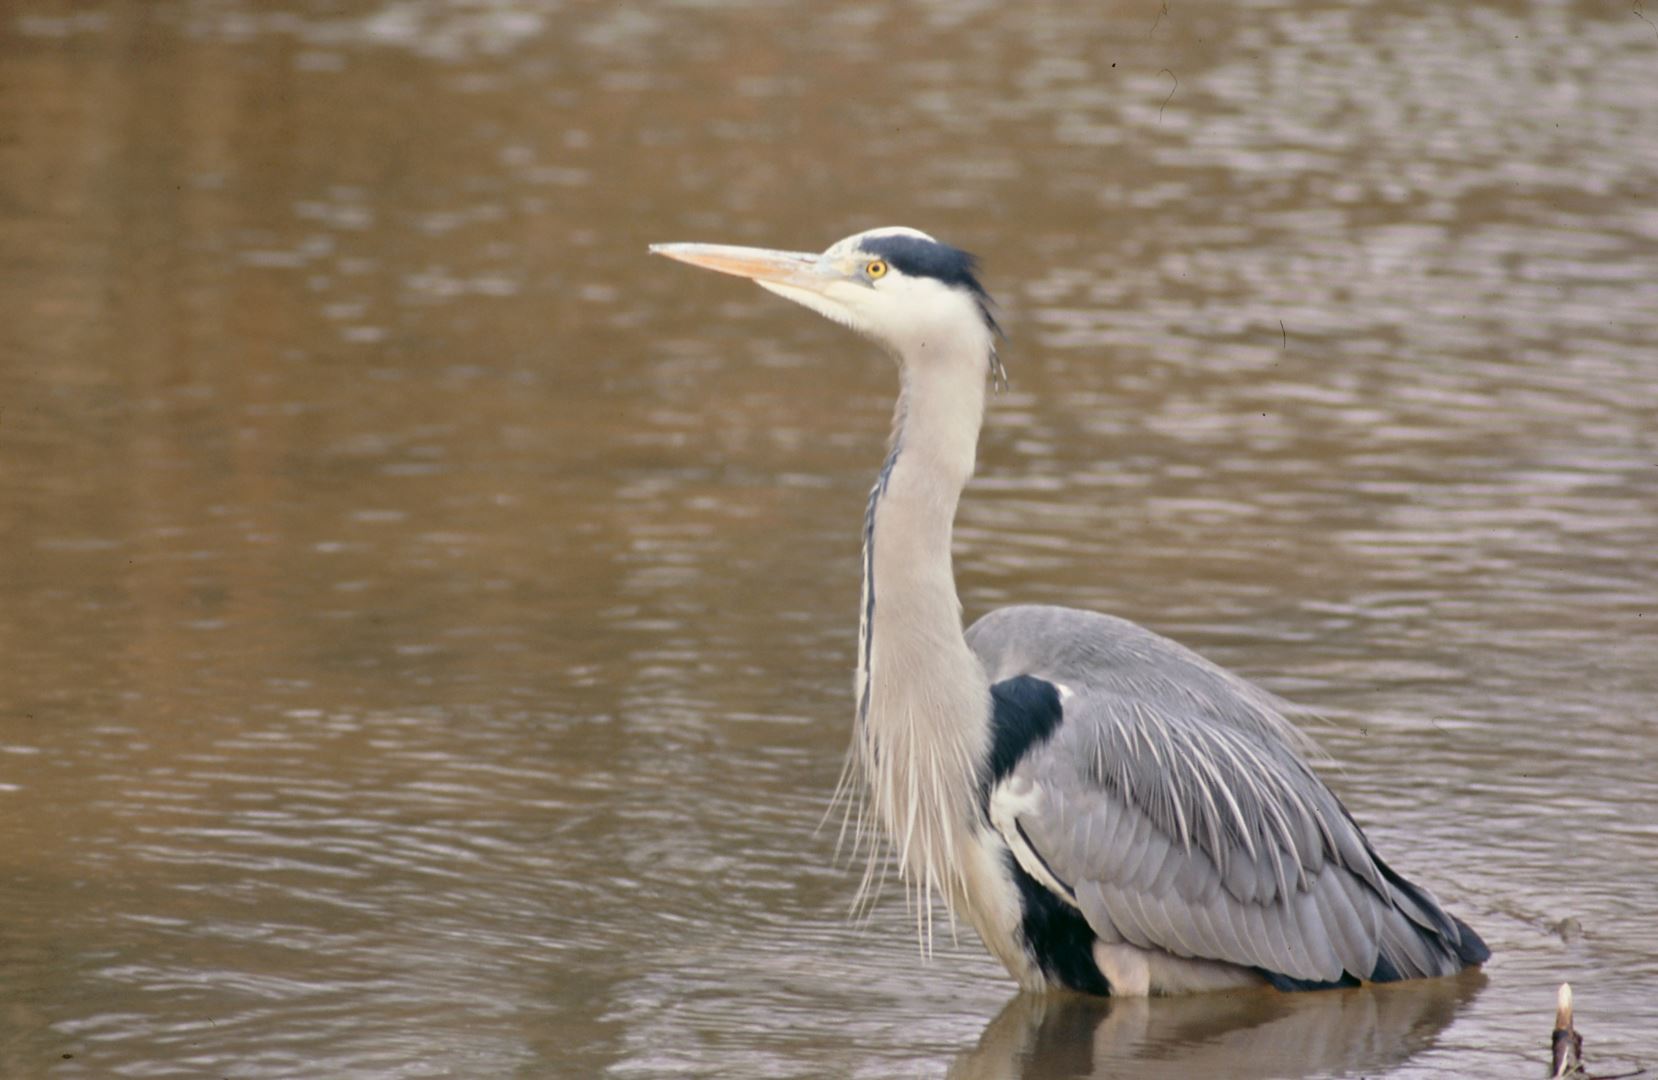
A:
[[843, 320, 997, 944]]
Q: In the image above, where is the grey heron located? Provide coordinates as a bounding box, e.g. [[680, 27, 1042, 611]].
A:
[[650, 226, 1489, 996]]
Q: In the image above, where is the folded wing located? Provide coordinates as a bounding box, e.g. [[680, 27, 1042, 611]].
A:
[[970, 605, 1487, 988]]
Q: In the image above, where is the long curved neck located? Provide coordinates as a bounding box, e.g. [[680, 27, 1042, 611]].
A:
[[854, 352, 995, 929]]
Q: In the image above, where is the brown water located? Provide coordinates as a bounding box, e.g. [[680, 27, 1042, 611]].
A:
[[2, 1, 1656, 1076]]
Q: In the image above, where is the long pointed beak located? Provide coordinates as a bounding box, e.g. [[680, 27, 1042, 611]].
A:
[[649, 242, 827, 291]]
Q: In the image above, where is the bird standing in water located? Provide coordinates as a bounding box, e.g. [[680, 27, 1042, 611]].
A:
[[651, 227, 1489, 995]]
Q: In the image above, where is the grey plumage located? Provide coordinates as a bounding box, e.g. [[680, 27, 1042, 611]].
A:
[[970, 604, 1481, 986]]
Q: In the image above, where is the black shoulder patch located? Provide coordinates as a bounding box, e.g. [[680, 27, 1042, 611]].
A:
[[981, 675, 1065, 810]]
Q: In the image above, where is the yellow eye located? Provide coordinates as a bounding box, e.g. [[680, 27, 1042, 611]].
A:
[[866, 259, 888, 279]]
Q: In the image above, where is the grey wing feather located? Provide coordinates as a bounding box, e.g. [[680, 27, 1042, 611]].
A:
[[969, 604, 1474, 984]]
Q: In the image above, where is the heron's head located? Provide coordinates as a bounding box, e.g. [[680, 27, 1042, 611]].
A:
[[651, 226, 1002, 382]]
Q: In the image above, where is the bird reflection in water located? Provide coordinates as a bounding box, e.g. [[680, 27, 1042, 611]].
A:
[[947, 972, 1484, 1080]]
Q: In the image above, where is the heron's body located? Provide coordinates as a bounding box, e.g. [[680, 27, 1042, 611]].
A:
[[651, 227, 1489, 995]]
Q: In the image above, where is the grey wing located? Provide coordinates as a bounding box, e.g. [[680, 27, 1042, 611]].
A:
[[969, 604, 1487, 986]]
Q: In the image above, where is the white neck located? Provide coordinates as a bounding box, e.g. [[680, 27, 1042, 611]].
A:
[[849, 333, 996, 939]]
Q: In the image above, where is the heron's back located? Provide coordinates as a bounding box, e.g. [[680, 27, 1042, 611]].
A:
[[965, 602, 1489, 991]]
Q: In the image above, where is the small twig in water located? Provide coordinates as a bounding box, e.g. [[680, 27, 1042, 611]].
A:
[[1279, 320, 1287, 349], [1158, 68, 1178, 123], [1149, 0, 1169, 37], [1636, 0, 1658, 40], [1550, 983, 1650, 1080]]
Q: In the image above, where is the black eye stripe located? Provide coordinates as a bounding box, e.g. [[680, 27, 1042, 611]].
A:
[[862, 235, 985, 295], [860, 234, 999, 336]]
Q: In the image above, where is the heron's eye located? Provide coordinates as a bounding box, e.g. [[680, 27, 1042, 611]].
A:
[[866, 259, 888, 280]]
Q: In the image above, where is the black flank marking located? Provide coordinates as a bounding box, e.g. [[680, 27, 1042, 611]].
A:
[[980, 675, 1065, 810], [981, 676, 1102, 993], [1005, 851, 1111, 996], [1369, 952, 1404, 984], [1256, 968, 1361, 992], [1015, 820, 1076, 904]]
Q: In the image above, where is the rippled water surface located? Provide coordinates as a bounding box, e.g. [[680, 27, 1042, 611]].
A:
[[3, 1, 1656, 1077]]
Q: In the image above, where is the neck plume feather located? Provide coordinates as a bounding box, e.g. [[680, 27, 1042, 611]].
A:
[[836, 352, 995, 949]]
